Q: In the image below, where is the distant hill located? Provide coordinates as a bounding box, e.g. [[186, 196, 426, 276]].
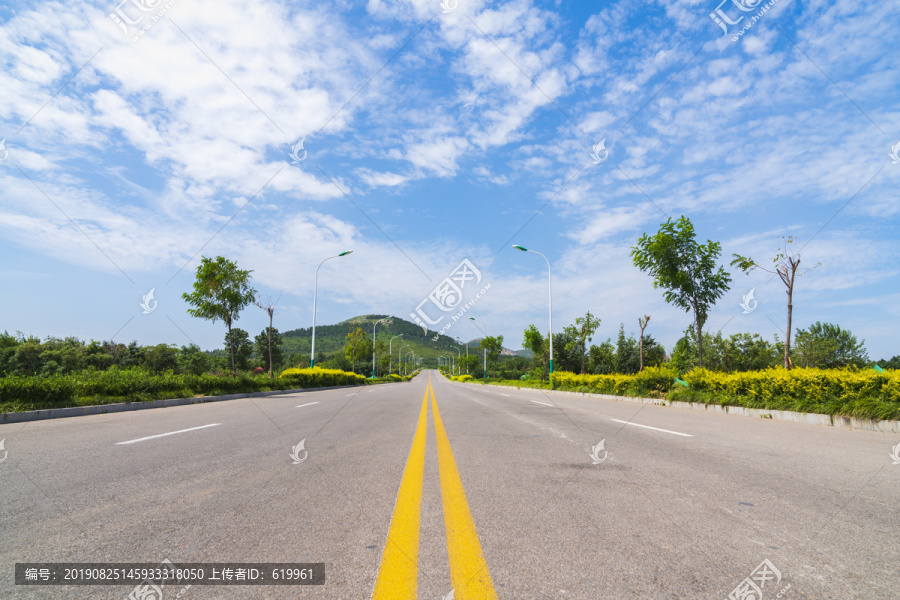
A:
[[281, 314, 470, 363], [211, 314, 526, 365]]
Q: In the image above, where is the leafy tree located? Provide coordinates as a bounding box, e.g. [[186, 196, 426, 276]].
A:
[[574, 311, 601, 374], [720, 333, 779, 372], [254, 327, 284, 375], [182, 256, 256, 376], [793, 322, 868, 368], [121, 341, 146, 368], [460, 353, 481, 376], [226, 328, 253, 371], [552, 329, 579, 373], [877, 356, 900, 369], [615, 325, 640, 374], [587, 340, 616, 374], [479, 335, 504, 376], [178, 344, 209, 375], [344, 327, 371, 374], [732, 236, 821, 369], [641, 334, 666, 369], [523, 324, 549, 377], [143, 344, 179, 373], [10, 341, 42, 375], [632, 216, 732, 369]]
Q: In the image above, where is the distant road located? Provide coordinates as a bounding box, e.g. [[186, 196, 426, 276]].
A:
[[1, 370, 897, 598]]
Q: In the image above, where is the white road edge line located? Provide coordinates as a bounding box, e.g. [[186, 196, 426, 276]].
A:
[[296, 402, 320, 408], [530, 400, 553, 406], [500, 393, 510, 396], [116, 423, 221, 445], [610, 419, 693, 437]]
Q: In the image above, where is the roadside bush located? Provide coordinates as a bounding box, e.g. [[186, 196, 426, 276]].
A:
[[681, 367, 900, 420], [0, 367, 368, 414], [551, 366, 675, 398], [279, 367, 366, 387]]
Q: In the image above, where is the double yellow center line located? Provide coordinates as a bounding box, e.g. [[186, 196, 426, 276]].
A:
[[372, 378, 497, 599]]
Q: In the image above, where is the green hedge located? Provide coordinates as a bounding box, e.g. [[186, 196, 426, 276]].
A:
[[459, 367, 900, 421], [0, 367, 371, 413], [550, 366, 675, 398]]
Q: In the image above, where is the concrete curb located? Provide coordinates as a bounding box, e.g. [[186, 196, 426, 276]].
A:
[[0, 382, 391, 424], [456, 381, 900, 434]]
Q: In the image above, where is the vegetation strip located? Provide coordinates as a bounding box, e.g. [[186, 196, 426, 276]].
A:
[[450, 379, 900, 433]]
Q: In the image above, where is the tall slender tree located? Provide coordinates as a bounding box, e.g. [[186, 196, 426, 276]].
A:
[[632, 216, 731, 369], [255, 292, 281, 378], [574, 311, 601, 374], [731, 236, 820, 369], [638, 315, 650, 371], [183, 256, 256, 376]]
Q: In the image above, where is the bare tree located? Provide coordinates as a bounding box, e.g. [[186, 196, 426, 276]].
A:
[[731, 236, 820, 369], [254, 292, 281, 378], [638, 315, 650, 371]]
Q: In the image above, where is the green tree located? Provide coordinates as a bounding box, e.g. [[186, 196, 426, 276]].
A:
[[720, 333, 779, 372], [587, 340, 616, 374], [254, 327, 284, 375], [552, 330, 579, 372], [731, 236, 821, 369], [227, 328, 253, 371], [793, 322, 868, 368], [632, 216, 732, 369], [523, 324, 550, 379], [143, 344, 179, 373], [178, 344, 210, 375], [479, 335, 504, 376], [615, 324, 640, 374], [183, 256, 256, 376], [344, 327, 370, 374], [877, 356, 900, 369], [574, 311, 601, 374]]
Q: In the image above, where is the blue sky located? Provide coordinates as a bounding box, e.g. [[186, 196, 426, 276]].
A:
[[0, 0, 898, 359]]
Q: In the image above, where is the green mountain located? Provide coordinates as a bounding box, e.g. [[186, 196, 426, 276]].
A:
[[280, 314, 471, 366]]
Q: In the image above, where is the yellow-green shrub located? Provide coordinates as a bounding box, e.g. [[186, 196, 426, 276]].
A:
[[551, 366, 675, 398], [682, 367, 900, 406], [279, 367, 366, 387]]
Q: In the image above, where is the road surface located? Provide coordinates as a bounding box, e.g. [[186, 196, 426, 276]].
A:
[[1, 370, 897, 599]]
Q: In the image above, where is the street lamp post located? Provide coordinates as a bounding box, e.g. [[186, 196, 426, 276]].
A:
[[457, 336, 468, 374], [450, 347, 461, 375], [399, 344, 409, 376], [389, 334, 403, 376], [513, 245, 553, 373], [372, 317, 388, 378], [311, 251, 353, 368], [468, 317, 488, 380], [443, 353, 453, 374]]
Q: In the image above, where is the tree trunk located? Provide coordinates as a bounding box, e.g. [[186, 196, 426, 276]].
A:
[[227, 321, 236, 377], [639, 333, 644, 371], [267, 315, 274, 379], [785, 286, 793, 370], [580, 338, 586, 374], [696, 315, 704, 370]]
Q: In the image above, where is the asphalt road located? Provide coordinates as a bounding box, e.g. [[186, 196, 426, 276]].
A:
[[1, 370, 897, 599]]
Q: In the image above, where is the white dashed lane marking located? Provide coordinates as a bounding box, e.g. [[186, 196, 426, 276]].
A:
[[610, 419, 693, 437], [116, 424, 221, 445]]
